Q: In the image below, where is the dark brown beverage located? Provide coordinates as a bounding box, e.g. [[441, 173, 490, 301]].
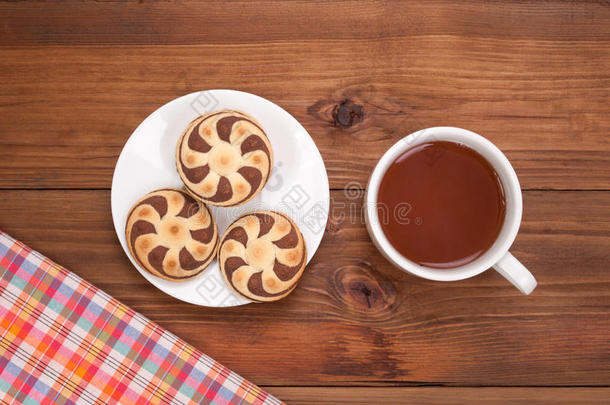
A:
[[377, 141, 506, 268]]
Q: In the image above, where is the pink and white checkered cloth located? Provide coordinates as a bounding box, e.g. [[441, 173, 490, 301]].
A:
[[0, 230, 282, 405]]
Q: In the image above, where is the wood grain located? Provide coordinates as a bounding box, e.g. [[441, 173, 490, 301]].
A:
[[0, 21, 609, 190], [1, 1, 609, 45], [268, 387, 610, 404], [0, 189, 607, 386]]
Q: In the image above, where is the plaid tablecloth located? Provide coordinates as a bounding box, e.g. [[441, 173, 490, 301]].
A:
[[0, 231, 282, 405]]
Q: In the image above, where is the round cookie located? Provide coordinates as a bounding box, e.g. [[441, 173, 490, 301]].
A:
[[218, 211, 307, 302], [176, 110, 273, 207], [125, 188, 219, 282]]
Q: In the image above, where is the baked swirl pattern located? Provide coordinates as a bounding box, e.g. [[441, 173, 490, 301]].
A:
[[176, 110, 273, 207], [125, 188, 219, 281], [218, 211, 307, 302]]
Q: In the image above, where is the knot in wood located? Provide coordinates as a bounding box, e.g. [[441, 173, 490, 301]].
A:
[[332, 99, 364, 128], [332, 263, 396, 313]]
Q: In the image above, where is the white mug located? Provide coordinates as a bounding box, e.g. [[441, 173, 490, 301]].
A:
[[364, 127, 537, 294]]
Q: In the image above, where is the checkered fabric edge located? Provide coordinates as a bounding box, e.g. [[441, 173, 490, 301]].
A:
[[0, 230, 282, 405]]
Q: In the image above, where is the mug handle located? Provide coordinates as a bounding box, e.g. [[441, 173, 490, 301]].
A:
[[493, 252, 537, 295]]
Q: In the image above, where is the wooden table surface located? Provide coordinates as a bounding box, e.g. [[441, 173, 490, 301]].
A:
[[1, 1, 609, 403]]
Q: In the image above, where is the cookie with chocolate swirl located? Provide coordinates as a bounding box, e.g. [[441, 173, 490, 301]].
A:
[[176, 110, 273, 207], [218, 211, 307, 302], [125, 188, 219, 282]]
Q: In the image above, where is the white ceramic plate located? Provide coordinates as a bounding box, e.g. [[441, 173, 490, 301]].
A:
[[111, 90, 329, 307]]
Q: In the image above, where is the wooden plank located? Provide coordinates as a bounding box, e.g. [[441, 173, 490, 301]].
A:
[[267, 387, 610, 404], [1, 1, 609, 45], [0, 189, 607, 386], [0, 39, 608, 190]]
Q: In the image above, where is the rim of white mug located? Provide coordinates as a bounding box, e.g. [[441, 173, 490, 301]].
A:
[[365, 127, 523, 281]]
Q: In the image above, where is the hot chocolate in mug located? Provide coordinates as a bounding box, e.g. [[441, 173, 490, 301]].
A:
[[365, 127, 537, 294]]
